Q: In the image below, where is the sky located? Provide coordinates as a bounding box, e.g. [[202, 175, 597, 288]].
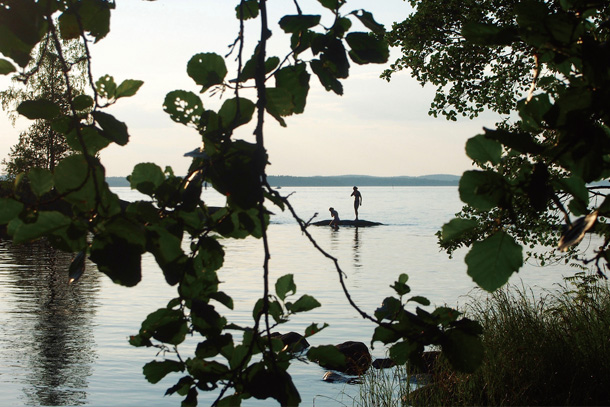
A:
[[0, 0, 503, 178]]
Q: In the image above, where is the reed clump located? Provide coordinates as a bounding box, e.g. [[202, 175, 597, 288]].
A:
[[402, 274, 610, 406]]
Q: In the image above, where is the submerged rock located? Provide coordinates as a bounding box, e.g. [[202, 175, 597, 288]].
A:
[[322, 371, 362, 384]]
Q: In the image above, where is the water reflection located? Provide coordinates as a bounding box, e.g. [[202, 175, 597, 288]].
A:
[[0, 240, 100, 406], [352, 227, 362, 269]]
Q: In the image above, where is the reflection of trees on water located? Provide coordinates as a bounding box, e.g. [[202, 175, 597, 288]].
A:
[[0, 240, 100, 406]]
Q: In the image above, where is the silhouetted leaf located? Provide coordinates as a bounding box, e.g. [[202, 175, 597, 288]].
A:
[[317, 0, 341, 10], [0, 198, 23, 224], [218, 97, 255, 129], [116, 79, 144, 99], [465, 231, 523, 292], [68, 251, 86, 284], [64, 126, 112, 154], [72, 94, 94, 110], [459, 170, 507, 211], [353, 10, 385, 34], [439, 218, 478, 244], [289, 294, 320, 313], [139, 308, 188, 345], [389, 340, 416, 364], [17, 99, 60, 119], [279, 15, 321, 33], [96, 75, 117, 99], [12, 211, 72, 244], [307, 345, 346, 369], [442, 329, 483, 373], [129, 163, 165, 195], [92, 111, 129, 146], [345, 32, 389, 64], [90, 237, 142, 287], [27, 167, 53, 197], [143, 360, 184, 384], [235, 0, 258, 19], [187, 52, 227, 92], [275, 274, 296, 301], [310, 59, 343, 95], [163, 90, 203, 125], [0, 59, 16, 74], [375, 296, 402, 321], [275, 63, 310, 114], [465, 134, 502, 165], [408, 296, 431, 306], [391, 273, 410, 296]]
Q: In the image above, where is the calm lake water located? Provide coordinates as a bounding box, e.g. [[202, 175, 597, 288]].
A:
[[0, 186, 579, 406]]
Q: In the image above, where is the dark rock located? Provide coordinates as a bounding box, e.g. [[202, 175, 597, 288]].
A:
[[372, 357, 396, 369], [322, 371, 362, 384], [335, 341, 372, 375], [311, 219, 382, 227], [269, 331, 310, 353]]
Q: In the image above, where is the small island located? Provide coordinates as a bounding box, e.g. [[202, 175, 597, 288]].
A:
[[311, 219, 383, 227]]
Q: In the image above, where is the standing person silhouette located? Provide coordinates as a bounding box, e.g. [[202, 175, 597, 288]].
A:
[[329, 207, 340, 229], [351, 186, 362, 220]]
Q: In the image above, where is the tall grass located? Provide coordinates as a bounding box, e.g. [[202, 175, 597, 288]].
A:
[[406, 274, 610, 406], [357, 273, 610, 406]]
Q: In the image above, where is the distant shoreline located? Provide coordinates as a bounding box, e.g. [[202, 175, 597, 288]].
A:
[[105, 174, 460, 188]]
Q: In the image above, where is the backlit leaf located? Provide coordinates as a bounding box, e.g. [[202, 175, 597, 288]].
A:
[[442, 329, 483, 373], [345, 32, 389, 64], [275, 274, 296, 301], [187, 52, 227, 93], [275, 63, 310, 114], [465, 231, 523, 292], [279, 15, 321, 33], [96, 75, 116, 99], [307, 345, 346, 369], [129, 163, 165, 195], [28, 167, 54, 197], [92, 111, 129, 146], [72, 94, 94, 111], [17, 100, 60, 120], [218, 97, 255, 129], [0, 198, 23, 224], [12, 211, 72, 244], [459, 170, 506, 211], [353, 10, 385, 35], [235, 0, 258, 20], [116, 79, 144, 99], [143, 360, 184, 384], [290, 294, 322, 313], [465, 134, 502, 165], [0, 59, 16, 75], [163, 90, 203, 125], [439, 218, 478, 244]]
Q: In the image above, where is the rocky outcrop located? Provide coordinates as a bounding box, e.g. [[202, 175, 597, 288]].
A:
[[269, 331, 310, 353], [316, 341, 372, 376], [311, 219, 383, 227]]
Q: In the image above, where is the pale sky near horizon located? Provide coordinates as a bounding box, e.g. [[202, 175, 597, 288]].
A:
[[0, 0, 503, 178]]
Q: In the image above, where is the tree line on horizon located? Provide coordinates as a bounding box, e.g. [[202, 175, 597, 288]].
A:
[[104, 174, 460, 187]]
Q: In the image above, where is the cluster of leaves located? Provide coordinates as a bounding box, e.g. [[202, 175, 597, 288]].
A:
[[1, 34, 89, 176], [0, 1, 484, 405], [383, 0, 539, 120], [437, 0, 610, 291]]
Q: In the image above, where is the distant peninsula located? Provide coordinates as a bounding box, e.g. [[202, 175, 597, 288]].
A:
[[105, 174, 460, 187]]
